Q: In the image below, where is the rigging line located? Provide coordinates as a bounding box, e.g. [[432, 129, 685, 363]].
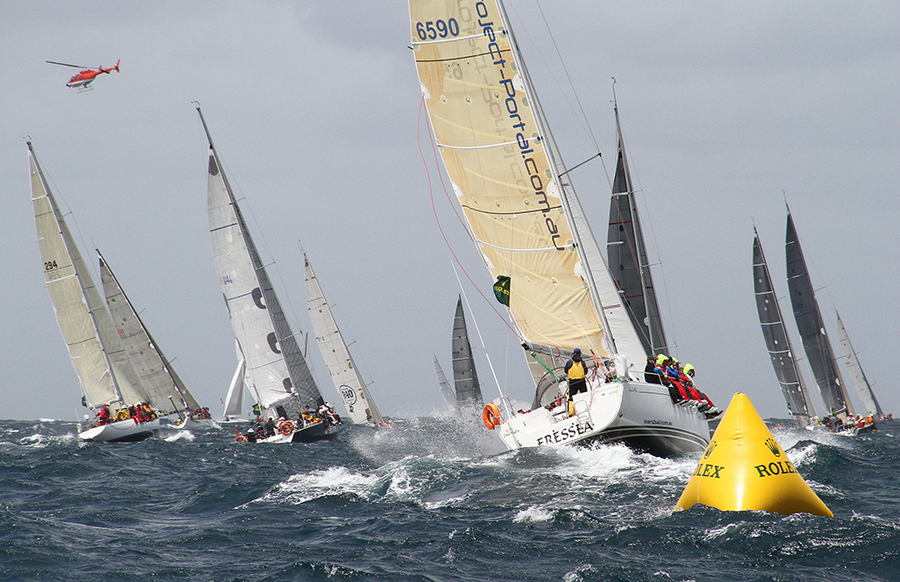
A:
[[504, 0, 599, 151], [532, 0, 599, 150], [416, 96, 521, 340], [557, 152, 601, 178]]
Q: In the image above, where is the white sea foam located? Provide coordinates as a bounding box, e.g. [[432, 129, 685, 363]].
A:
[[163, 430, 195, 442], [264, 466, 382, 505], [513, 506, 554, 522]]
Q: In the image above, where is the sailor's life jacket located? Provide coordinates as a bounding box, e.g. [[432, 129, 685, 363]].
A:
[[567, 360, 586, 380]]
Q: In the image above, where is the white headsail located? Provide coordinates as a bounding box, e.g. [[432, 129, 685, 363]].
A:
[[100, 250, 201, 414], [305, 253, 384, 425], [836, 311, 882, 417]]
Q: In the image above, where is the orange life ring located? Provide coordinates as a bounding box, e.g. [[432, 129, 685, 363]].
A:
[[482, 403, 501, 430], [279, 421, 295, 435], [235, 435, 248, 442]]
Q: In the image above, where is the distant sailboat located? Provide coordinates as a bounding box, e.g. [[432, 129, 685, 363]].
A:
[[29, 141, 159, 442], [304, 253, 385, 426], [221, 341, 249, 423], [199, 107, 338, 443], [836, 311, 883, 418], [410, 0, 712, 456], [752, 227, 815, 427], [432, 355, 457, 411], [451, 296, 483, 409], [99, 250, 213, 429], [786, 209, 855, 423]]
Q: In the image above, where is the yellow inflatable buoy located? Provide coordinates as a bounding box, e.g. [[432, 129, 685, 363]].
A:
[[675, 393, 832, 517]]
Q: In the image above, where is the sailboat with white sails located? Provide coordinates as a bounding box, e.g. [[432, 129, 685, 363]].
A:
[[836, 311, 885, 420], [409, 0, 713, 456], [304, 253, 385, 426], [199, 107, 339, 443], [221, 341, 250, 423], [29, 141, 160, 442], [99, 250, 214, 430]]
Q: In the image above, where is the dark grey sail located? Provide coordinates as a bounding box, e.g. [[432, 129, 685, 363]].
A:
[[753, 228, 814, 426], [607, 104, 667, 356], [451, 296, 483, 408], [786, 210, 853, 420]]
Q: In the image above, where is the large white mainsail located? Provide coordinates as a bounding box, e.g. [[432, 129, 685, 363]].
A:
[[199, 107, 324, 422], [100, 250, 201, 415], [29, 141, 150, 410], [409, 0, 646, 369], [305, 253, 384, 425], [410, 1, 709, 456], [836, 311, 882, 417]]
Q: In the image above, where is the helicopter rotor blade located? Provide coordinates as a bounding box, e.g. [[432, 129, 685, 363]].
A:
[[46, 61, 86, 69]]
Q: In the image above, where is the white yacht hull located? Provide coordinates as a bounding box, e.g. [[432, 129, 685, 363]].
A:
[[174, 417, 219, 430], [78, 418, 160, 443], [494, 378, 710, 457]]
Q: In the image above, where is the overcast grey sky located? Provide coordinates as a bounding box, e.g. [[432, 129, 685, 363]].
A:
[[2, 1, 899, 423]]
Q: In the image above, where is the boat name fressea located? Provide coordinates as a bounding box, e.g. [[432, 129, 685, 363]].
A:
[[535, 419, 594, 446]]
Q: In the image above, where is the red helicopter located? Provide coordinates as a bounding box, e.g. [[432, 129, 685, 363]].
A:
[[46, 59, 120, 90]]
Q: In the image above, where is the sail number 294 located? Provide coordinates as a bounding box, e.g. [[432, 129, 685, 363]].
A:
[[415, 19, 459, 40]]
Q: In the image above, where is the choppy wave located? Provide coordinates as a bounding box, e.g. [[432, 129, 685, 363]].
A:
[[0, 416, 898, 581]]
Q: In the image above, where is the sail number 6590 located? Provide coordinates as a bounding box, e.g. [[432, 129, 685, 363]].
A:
[[415, 19, 459, 40]]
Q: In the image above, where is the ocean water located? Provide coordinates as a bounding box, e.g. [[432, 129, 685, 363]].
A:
[[1, 415, 898, 582]]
